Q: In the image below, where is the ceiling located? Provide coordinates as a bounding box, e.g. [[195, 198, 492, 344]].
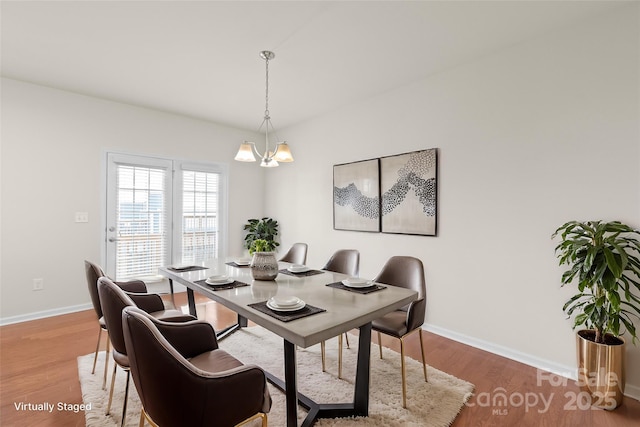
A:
[[0, 1, 624, 131]]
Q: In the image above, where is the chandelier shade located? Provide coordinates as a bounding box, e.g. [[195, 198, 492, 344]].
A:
[[235, 51, 294, 167]]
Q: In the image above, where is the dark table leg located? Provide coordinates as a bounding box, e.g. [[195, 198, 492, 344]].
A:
[[167, 278, 175, 305], [354, 322, 372, 416], [186, 288, 197, 317], [284, 340, 298, 427]]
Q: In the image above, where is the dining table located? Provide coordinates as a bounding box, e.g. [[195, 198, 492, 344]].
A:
[[159, 259, 418, 427]]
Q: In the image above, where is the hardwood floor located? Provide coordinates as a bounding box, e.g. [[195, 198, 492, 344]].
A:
[[1, 292, 639, 426]]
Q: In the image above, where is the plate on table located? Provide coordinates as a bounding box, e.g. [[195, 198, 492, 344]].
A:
[[235, 258, 251, 266], [205, 275, 234, 286], [288, 264, 310, 273], [267, 296, 306, 312], [171, 264, 193, 271], [342, 277, 375, 288]]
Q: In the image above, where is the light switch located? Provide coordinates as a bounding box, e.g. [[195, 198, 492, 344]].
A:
[[75, 212, 89, 223]]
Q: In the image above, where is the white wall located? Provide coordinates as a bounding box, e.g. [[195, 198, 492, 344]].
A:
[[0, 78, 265, 321], [266, 6, 640, 395]]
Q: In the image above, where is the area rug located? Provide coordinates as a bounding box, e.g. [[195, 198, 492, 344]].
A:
[[78, 326, 473, 427]]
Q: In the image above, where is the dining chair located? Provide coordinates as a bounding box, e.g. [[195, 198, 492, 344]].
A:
[[371, 256, 427, 408], [122, 306, 271, 427], [279, 242, 308, 265], [84, 260, 147, 389], [97, 277, 195, 427], [320, 249, 360, 378]]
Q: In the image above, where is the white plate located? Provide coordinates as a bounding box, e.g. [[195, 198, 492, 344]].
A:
[[269, 296, 301, 307], [171, 264, 193, 271], [235, 258, 251, 266], [267, 300, 306, 312], [342, 278, 375, 288], [206, 278, 234, 286], [288, 265, 310, 273]]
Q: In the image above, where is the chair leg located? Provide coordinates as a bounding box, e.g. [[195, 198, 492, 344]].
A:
[[321, 341, 326, 372], [378, 331, 383, 359], [235, 413, 267, 427], [400, 337, 407, 409], [139, 410, 145, 427], [103, 337, 111, 390], [91, 327, 103, 374], [106, 364, 117, 415], [419, 329, 428, 382], [338, 334, 343, 379], [121, 370, 130, 427]]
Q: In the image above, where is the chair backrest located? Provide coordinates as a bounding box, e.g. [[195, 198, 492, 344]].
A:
[[122, 307, 269, 427], [322, 249, 360, 277], [85, 260, 106, 319], [279, 242, 308, 265], [98, 277, 137, 356], [374, 256, 426, 300]]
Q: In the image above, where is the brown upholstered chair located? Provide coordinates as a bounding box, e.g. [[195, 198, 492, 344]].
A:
[[320, 249, 360, 378], [279, 242, 308, 265], [98, 277, 195, 427], [84, 260, 148, 389], [371, 256, 427, 408], [122, 306, 271, 427]]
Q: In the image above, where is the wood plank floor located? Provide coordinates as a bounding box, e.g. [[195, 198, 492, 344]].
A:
[[1, 292, 639, 426]]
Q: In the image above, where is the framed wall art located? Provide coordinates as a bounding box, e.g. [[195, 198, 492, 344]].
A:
[[380, 149, 437, 236], [333, 159, 380, 232]]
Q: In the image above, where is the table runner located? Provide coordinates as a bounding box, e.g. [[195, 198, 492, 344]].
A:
[[248, 301, 326, 322], [194, 279, 250, 291], [326, 281, 386, 294]]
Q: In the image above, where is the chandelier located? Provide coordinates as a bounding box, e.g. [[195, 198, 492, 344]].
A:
[[234, 51, 294, 167]]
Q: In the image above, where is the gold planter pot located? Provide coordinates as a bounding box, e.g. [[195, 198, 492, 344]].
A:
[[576, 330, 625, 410]]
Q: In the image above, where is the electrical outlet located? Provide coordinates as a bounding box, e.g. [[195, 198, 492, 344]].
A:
[[33, 278, 44, 291], [75, 212, 89, 223]]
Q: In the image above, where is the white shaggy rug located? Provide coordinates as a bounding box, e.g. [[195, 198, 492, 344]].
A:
[[79, 326, 473, 427]]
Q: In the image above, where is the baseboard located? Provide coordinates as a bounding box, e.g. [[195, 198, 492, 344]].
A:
[[423, 324, 640, 402], [0, 303, 93, 326]]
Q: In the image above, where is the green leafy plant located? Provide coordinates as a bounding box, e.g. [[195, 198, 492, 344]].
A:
[[244, 217, 279, 253], [250, 239, 271, 254], [552, 220, 640, 344]]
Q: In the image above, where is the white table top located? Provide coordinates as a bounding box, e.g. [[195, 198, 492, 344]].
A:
[[159, 259, 417, 348]]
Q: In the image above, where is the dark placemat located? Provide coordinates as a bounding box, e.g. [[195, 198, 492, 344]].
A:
[[248, 301, 326, 322], [226, 262, 250, 268], [278, 269, 325, 277], [326, 281, 386, 294], [168, 265, 208, 272], [194, 279, 250, 291]]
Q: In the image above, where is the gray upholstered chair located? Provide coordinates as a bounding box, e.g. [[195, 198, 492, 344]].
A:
[[371, 256, 427, 408], [84, 260, 147, 389], [122, 306, 271, 427], [98, 277, 195, 427], [279, 242, 308, 265], [320, 249, 360, 378]]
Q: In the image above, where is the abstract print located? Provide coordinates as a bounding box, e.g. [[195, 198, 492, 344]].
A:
[[380, 149, 437, 235], [333, 159, 380, 232]]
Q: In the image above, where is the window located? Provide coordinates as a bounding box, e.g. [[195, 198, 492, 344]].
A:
[[105, 153, 227, 280]]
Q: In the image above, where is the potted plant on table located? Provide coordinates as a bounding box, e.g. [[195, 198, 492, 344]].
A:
[[244, 217, 279, 254], [552, 220, 640, 409], [248, 239, 279, 281]]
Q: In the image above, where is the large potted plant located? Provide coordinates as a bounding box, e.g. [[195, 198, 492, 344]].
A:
[[552, 220, 640, 409], [243, 217, 279, 254]]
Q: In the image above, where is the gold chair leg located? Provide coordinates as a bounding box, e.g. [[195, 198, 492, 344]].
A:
[[338, 334, 343, 379], [92, 327, 103, 374], [321, 341, 326, 372], [378, 331, 383, 359], [106, 364, 117, 415], [139, 410, 145, 427], [400, 337, 407, 409], [419, 329, 428, 382], [235, 412, 268, 427], [103, 337, 111, 390]]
